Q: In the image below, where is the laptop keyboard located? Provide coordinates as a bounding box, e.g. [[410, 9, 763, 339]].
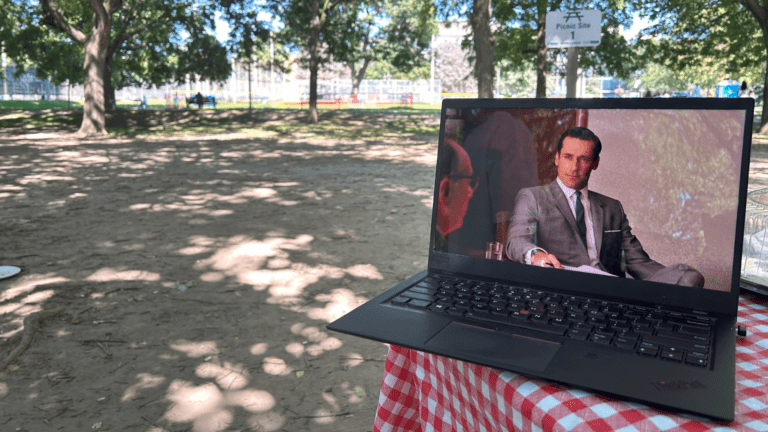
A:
[[387, 276, 714, 367]]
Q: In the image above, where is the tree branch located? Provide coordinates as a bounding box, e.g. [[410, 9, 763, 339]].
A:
[[39, 0, 87, 44], [740, 0, 767, 31]]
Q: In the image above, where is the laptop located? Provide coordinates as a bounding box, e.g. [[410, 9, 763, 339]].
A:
[[327, 97, 754, 421]]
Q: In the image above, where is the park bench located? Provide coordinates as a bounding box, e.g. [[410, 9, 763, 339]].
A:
[[185, 95, 217, 109]]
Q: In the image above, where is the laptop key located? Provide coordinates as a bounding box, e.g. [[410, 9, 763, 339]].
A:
[[402, 291, 436, 302], [634, 325, 654, 335], [677, 325, 710, 336], [429, 303, 449, 312], [412, 285, 438, 294], [407, 299, 431, 309], [567, 328, 589, 340], [685, 356, 708, 367], [637, 346, 658, 357], [642, 334, 709, 352], [390, 296, 409, 306], [661, 347, 684, 362], [614, 337, 636, 349]]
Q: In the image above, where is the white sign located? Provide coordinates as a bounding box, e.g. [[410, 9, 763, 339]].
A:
[[546, 10, 601, 48]]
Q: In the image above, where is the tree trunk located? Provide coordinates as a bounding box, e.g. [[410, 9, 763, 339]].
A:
[[78, 10, 109, 136], [307, 0, 321, 124], [760, 57, 768, 134], [349, 63, 360, 95], [535, 0, 547, 98], [471, 0, 494, 98], [349, 59, 370, 96], [760, 29, 768, 133], [104, 53, 115, 111]]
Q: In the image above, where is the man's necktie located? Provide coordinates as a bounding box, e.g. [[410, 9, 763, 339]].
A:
[[574, 191, 587, 246]]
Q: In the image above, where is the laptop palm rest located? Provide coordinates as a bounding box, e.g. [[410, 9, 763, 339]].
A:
[[424, 323, 561, 372]]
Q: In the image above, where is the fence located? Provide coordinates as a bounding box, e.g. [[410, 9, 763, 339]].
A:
[[1, 65, 442, 105]]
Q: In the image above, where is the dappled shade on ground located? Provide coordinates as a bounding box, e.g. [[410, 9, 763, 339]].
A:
[[0, 110, 438, 431]]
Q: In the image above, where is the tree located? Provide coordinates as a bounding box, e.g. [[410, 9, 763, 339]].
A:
[[434, 32, 477, 93], [7, 0, 231, 136], [0, 0, 21, 82], [326, 0, 436, 96], [218, 0, 291, 110], [273, 0, 342, 124], [434, 0, 496, 97], [637, 0, 767, 130], [40, 0, 116, 136], [219, 5, 266, 111]]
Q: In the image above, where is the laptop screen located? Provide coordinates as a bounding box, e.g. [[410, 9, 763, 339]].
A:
[[432, 99, 753, 302]]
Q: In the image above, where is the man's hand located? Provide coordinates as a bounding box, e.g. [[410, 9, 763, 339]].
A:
[[531, 251, 561, 269]]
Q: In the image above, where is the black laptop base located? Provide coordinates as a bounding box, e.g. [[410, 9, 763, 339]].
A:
[[328, 269, 737, 421]]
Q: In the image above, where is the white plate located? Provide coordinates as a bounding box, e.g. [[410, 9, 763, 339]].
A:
[[0, 266, 21, 280]]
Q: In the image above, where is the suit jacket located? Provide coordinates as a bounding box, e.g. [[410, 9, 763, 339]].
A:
[[506, 181, 665, 279]]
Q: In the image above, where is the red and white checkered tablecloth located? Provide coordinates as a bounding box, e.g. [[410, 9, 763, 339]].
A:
[[373, 295, 768, 432]]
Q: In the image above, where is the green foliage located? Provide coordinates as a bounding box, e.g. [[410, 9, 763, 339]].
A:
[[636, 62, 686, 92], [636, 0, 766, 126], [379, 0, 437, 72], [495, 0, 642, 81], [6, 0, 232, 91], [637, 0, 764, 80]]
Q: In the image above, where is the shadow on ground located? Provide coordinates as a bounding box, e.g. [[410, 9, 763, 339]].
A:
[[0, 111, 438, 431]]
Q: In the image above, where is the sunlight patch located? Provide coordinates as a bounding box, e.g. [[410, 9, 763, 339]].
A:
[[20, 289, 55, 304], [178, 246, 211, 256], [250, 342, 269, 356], [262, 357, 293, 376], [0, 276, 69, 303], [345, 264, 383, 280], [169, 339, 219, 358], [226, 389, 276, 412], [165, 381, 232, 431], [311, 408, 341, 425], [195, 361, 250, 390], [285, 342, 305, 358], [121, 373, 165, 402], [200, 272, 225, 282], [306, 288, 370, 322], [86, 268, 161, 282]]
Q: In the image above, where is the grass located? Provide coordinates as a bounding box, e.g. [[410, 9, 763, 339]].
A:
[[106, 110, 440, 141], [0, 98, 439, 112], [0, 99, 83, 110], [0, 105, 441, 142]]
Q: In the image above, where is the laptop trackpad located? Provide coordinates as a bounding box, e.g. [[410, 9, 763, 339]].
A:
[[425, 323, 561, 372]]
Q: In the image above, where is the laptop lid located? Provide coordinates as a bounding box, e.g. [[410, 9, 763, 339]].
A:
[[430, 98, 754, 316]]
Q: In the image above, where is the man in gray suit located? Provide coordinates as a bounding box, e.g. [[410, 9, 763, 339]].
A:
[[506, 127, 704, 286]]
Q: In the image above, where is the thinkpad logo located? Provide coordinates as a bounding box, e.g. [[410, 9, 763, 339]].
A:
[[653, 380, 707, 391]]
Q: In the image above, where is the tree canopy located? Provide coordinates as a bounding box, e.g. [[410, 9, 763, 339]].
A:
[[494, 0, 640, 97], [637, 0, 767, 129], [5, 0, 232, 136]]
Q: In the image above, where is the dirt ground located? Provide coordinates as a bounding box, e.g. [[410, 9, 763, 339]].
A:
[[0, 109, 439, 431]]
